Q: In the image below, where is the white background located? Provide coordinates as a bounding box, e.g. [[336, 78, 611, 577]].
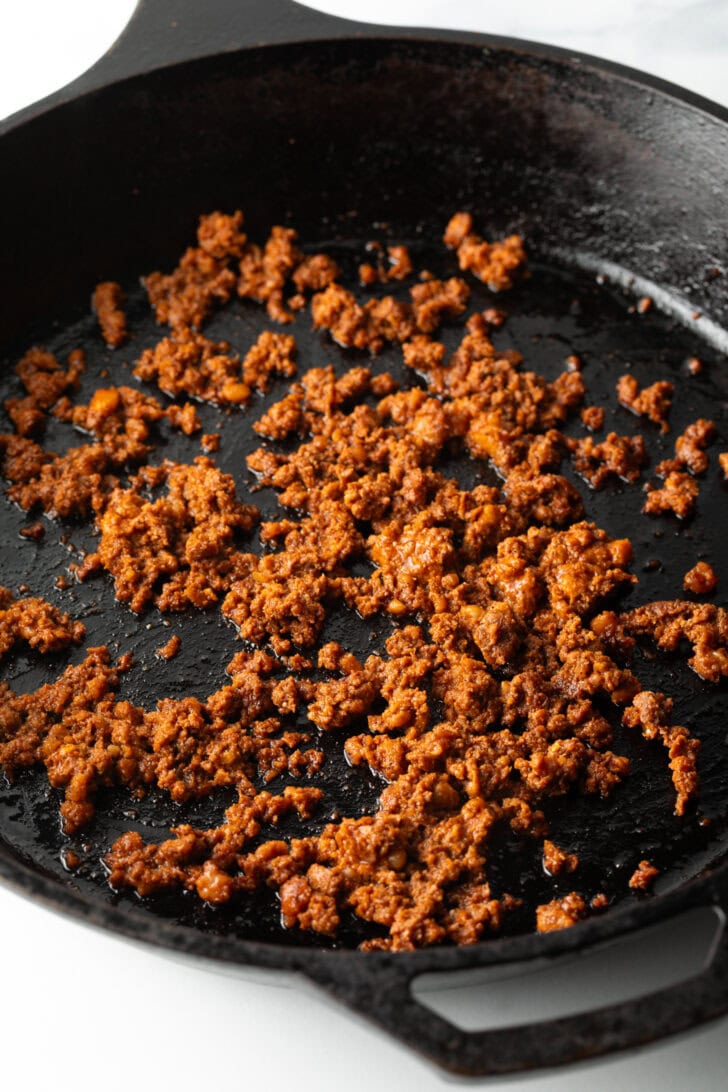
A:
[[1, 3, 728, 1091]]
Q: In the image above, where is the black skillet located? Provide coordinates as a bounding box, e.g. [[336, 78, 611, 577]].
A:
[[2, 0, 728, 1077]]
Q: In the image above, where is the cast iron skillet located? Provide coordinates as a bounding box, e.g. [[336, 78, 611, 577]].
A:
[[2, 0, 728, 1077]]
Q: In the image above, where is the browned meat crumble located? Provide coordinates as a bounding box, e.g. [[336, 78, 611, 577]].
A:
[[684, 561, 718, 595], [134, 328, 297, 406], [643, 417, 715, 519], [92, 281, 128, 347], [0, 586, 85, 661], [76, 458, 260, 613], [360, 243, 414, 285], [156, 634, 181, 661], [443, 212, 527, 290], [628, 859, 660, 890], [536, 893, 587, 933], [580, 405, 605, 431], [616, 373, 673, 432], [0, 210, 717, 951], [542, 840, 579, 876]]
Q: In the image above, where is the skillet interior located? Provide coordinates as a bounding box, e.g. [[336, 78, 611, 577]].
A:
[[2, 247, 728, 948], [1, 33, 728, 1071]]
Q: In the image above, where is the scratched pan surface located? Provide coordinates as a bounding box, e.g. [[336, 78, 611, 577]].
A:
[[1, 0, 728, 1075]]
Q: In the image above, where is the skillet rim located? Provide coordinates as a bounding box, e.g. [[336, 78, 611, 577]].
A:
[[1, 26, 728, 981]]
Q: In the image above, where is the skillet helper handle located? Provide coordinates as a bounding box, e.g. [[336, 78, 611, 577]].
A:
[[304, 891, 728, 1076], [65, 0, 365, 97]]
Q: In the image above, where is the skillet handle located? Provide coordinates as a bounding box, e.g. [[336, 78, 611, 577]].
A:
[[303, 892, 728, 1076], [6, 0, 369, 125], [74, 0, 367, 89]]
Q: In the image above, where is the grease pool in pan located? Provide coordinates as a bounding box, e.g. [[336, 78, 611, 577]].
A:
[[1, 237, 727, 949]]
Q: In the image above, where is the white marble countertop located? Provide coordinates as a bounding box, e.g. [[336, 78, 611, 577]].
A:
[[0, 4, 727, 1091]]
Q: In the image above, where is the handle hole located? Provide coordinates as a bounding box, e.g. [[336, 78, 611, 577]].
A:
[[412, 906, 721, 1031]]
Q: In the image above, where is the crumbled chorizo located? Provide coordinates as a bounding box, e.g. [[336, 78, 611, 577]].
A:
[[135, 328, 244, 404], [444, 212, 527, 290], [616, 374, 673, 432], [684, 561, 717, 595], [167, 402, 202, 435], [580, 405, 605, 431], [155, 634, 181, 660], [629, 859, 659, 890], [623, 601, 728, 683], [360, 243, 413, 284], [16, 346, 84, 410], [536, 893, 587, 933], [79, 458, 259, 613], [238, 225, 301, 323], [0, 433, 118, 519], [622, 690, 699, 814], [674, 418, 715, 474], [569, 432, 646, 487], [0, 586, 85, 660], [53, 384, 167, 462], [643, 471, 699, 519], [0, 210, 714, 951], [92, 281, 128, 347], [543, 840, 579, 876], [146, 243, 237, 330]]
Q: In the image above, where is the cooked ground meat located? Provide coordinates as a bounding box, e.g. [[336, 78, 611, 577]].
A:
[[0, 433, 119, 519], [0, 586, 85, 660], [53, 384, 167, 462], [0, 211, 715, 951], [134, 327, 242, 402], [16, 346, 85, 410], [684, 561, 718, 595], [621, 690, 698, 815], [146, 212, 245, 329], [629, 859, 659, 890], [580, 405, 605, 431], [616, 374, 673, 432], [673, 418, 715, 474], [643, 470, 699, 519], [4, 346, 85, 439], [237, 223, 343, 324], [641, 417, 715, 521], [201, 432, 220, 453], [0, 383, 188, 519], [4, 396, 46, 438], [134, 327, 296, 406], [0, 644, 323, 836], [19, 522, 44, 540], [444, 212, 527, 290], [167, 403, 202, 435], [542, 840, 579, 876], [241, 330, 297, 391], [92, 281, 128, 348], [360, 243, 413, 284], [156, 634, 181, 660], [535, 893, 587, 933], [569, 432, 646, 487], [623, 600, 728, 683], [77, 458, 259, 613], [311, 277, 468, 353]]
